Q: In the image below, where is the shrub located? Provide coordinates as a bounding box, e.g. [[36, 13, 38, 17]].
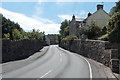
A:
[[62, 34, 78, 41], [98, 33, 109, 41], [78, 21, 102, 39], [3, 33, 10, 39], [108, 11, 120, 43], [109, 21, 120, 43]]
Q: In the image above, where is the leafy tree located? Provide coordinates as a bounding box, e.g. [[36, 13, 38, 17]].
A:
[[3, 33, 10, 39], [62, 34, 78, 41], [12, 29, 22, 40], [108, 11, 120, 43], [78, 21, 102, 39], [107, 1, 120, 43], [2, 15, 45, 40], [27, 29, 45, 40], [59, 19, 70, 39], [108, 11, 120, 32], [2, 16, 23, 39], [109, 6, 117, 16], [109, 1, 120, 15]]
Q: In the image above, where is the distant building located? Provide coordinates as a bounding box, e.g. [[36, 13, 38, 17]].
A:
[[45, 34, 59, 45], [69, 15, 84, 36], [69, 4, 110, 37]]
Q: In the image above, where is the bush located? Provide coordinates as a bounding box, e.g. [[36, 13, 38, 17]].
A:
[[98, 33, 109, 41], [107, 12, 120, 32], [12, 29, 22, 40], [78, 21, 102, 39], [108, 11, 120, 43], [109, 21, 120, 43], [62, 34, 78, 41], [3, 33, 10, 39]]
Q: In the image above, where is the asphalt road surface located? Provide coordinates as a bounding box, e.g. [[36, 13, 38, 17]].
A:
[[2, 45, 115, 78]]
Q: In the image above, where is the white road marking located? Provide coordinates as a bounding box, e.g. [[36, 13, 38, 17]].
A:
[[40, 70, 52, 78], [79, 55, 93, 79], [57, 46, 93, 79]]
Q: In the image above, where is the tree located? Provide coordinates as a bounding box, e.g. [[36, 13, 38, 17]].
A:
[[59, 19, 70, 39], [28, 29, 45, 40], [2, 15, 45, 40], [3, 33, 10, 39], [2, 16, 23, 39], [107, 1, 120, 43], [78, 21, 102, 39], [62, 34, 78, 41], [12, 29, 22, 40], [109, 1, 120, 16], [108, 11, 120, 43]]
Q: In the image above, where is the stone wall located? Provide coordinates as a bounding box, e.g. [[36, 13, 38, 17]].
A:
[[2, 39, 47, 63], [59, 39, 119, 73]]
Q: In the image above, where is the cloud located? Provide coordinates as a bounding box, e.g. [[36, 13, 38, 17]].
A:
[[0, 8, 60, 34], [32, 1, 55, 24], [58, 14, 72, 21], [58, 14, 79, 21], [79, 10, 88, 16], [1, 0, 117, 2], [73, 10, 88, 18]]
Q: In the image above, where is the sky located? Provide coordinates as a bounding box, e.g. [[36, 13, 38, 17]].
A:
[[0, 0, 117, 34]]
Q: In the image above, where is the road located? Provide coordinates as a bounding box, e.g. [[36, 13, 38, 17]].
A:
[[2, 45, 115, 78]]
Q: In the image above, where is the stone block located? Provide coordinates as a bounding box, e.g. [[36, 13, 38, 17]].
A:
[[110, 59, 119, 73], [110, 49, 119, 59]]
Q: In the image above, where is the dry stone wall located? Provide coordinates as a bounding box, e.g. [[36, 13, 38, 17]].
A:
[[59, 39, 119, 73], [2, 39, 47, 63]]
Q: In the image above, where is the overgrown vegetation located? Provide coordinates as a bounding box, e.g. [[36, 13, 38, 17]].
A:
[[97, 33, 109, 41], [62, 34, 78, 41], [59, 19, 69, 39], [77, 1, 120, 43], [107, 1, 120, 43], [2, 15, 45, 40], [78, 21, 105, 39]]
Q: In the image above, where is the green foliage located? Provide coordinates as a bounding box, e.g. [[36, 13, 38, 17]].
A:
[[109, 1, 120, 16], [107, 12, 120, 32], [109, 6, 117, 16], [78, 21, 102, 39], [2, 16, 23, 39], [2, 15, 45, 40], [3, 33, 10, 39], [107, 1, 120, 43], [97, 33, 109, 41], [12, 29, 22, 40], [78, 26, 88, 35], [108, 13, 120, 43], [59, 19, 70, 39], [62, 34, 78, 41], [27, 29, 45, 40]]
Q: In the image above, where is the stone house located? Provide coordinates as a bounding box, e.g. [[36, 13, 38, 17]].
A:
[[69, 4, 110, 37], [69, 15, 84, 36], [45, 34, 59, 45]]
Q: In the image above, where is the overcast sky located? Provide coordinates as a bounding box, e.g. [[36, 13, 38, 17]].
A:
[[0, 0, 116, 34]]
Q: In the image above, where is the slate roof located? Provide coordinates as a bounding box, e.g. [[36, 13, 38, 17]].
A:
[[75, 18, 84, 22]]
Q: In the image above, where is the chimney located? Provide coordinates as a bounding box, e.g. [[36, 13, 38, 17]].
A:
[[88, 12, 92, 17], [72, 14, 75, 20], [97, 4, 103, 10]]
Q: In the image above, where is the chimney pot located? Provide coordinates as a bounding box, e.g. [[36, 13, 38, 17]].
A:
[[97, 4, 103, 10], [72, 14, 75, 20]]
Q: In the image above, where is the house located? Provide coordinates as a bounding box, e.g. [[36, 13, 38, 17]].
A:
[[84, 4, 110, 27], [69, 15, 84, 36], [69, 4, 110, 37], [45, 34, 59, 45]]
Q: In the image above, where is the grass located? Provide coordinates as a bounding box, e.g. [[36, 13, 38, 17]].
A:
[[98, 33, 109, 40]]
